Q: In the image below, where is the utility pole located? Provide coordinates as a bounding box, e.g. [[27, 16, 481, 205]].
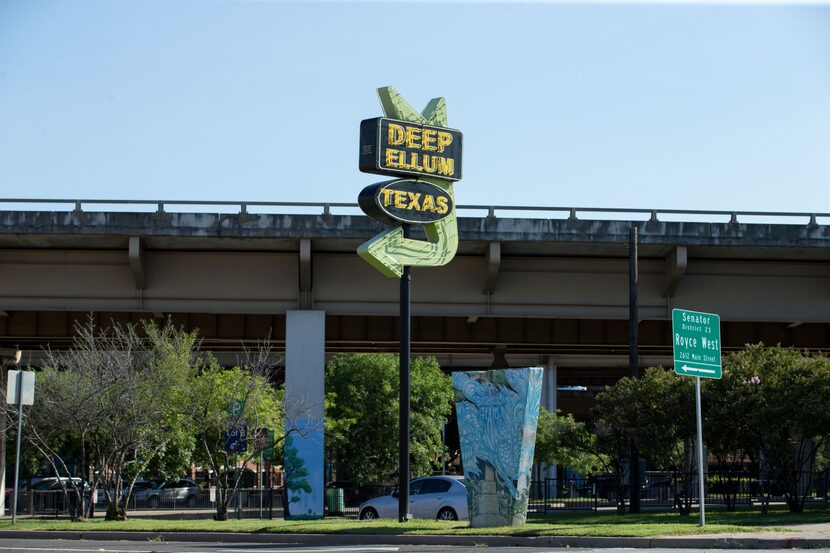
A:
[[628, 226, 641, 514]]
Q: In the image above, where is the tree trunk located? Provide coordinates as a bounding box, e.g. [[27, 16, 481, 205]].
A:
[[215, 504, 229, 521], [105, 501, 127, 521], [104, 451, 127, 521], [215, 487, 230, 521]]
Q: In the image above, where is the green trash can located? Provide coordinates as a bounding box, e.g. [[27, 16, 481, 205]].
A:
[[325, 487, 345, 515]]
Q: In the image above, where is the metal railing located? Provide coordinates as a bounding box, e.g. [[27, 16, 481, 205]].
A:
[[7, 471, 828, 518], [0, 198, 827, 226]]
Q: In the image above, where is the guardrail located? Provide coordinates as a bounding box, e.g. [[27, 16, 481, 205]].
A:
[[0, 198, 827, 225]]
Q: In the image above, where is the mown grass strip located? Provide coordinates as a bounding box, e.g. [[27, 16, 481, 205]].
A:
[[0, 504, 825, 538]]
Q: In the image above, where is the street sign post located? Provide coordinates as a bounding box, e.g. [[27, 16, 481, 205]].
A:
[[671, 308, 721, 528], [672, 309, 722, 379], [6, 370, 35, 524]]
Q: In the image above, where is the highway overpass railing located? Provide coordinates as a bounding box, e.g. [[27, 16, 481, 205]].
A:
[[1, 198, 828, 226]]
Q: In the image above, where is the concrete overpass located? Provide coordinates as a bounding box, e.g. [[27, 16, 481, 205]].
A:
[[1, 200, 829, 417]]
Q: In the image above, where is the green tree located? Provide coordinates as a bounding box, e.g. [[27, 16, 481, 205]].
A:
[[189, 343, 285, 521], [592, 367, 696, 514], [3, 317, 201, 521], [533, 408, 609, 477], [702, 354, 761, 511], [325, 353, 452, 486], [718, 344, 830, 513]]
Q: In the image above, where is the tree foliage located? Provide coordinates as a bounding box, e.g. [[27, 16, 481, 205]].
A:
[[3, 316, 201, 521], [592, 367, 696, 514], [325, 353, 452, 486], [533, 407, 608, 477], [586, 345, 830, 515], [718, 344, 830, 513], [188, 342, 284, 521]]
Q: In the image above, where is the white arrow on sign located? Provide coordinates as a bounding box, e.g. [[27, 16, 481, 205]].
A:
[[681, 365, 716, 375]]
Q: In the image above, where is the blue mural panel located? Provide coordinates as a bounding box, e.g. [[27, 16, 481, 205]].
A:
[[453, 367, 543, 527], [284, 418, 324, 519]]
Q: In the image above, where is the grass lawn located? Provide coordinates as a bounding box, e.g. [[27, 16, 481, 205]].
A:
[[0, 505, 827, 537]]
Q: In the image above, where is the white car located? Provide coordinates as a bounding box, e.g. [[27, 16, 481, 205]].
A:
[[358, 476, 468, 521]]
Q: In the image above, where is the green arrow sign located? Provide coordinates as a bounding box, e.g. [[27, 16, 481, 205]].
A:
[[672, 308, 722, 379], [357, 86, 460, 278]]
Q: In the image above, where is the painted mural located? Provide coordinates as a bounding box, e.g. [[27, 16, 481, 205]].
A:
[[283, 419, 324, 519], [453, 367, 543, 527]]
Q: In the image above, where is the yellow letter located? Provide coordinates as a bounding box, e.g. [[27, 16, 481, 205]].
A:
[[436, 195, 449, 215], [436, 131, 453, 152], [407, 192, 421, 210], [405, 126, 422, 149], [422, 154, 437, 173], [437, 157, 455, 177], [387, 124, 405, 146], [394, 190, 407, 209], [421, 129, 437, 151], [421, 194, 435, 212], [385, 148, 400, 168], [381, 188, 394, 206]]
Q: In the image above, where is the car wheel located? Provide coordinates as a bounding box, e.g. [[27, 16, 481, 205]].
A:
[[359, 507, 379, 520], [186, 495, 196, 507], [437, 507, 458, 521], [148, 496, 160, 508]]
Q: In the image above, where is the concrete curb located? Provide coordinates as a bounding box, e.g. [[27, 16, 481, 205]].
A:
[[1, 530, 830, 549]]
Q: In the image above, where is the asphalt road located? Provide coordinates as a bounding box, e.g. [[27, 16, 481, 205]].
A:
[[1, 541, 830, 553]]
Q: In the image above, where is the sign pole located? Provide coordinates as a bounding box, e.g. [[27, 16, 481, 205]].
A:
[[12, 371, 23, 525], [671, 308, 719, 527], [695, 376, 705, 526], [398, 223, 412, 523], [356, 87, 462, 524]]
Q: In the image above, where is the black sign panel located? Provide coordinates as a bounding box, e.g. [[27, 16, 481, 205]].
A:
[[359, 179, 454, 225], [359, 117, 463, 181]]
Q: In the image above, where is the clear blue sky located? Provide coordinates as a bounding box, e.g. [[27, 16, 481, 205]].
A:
[[1, 1, 829, 213]]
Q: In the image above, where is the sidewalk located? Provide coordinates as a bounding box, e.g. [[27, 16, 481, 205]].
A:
[[2, 522, 830, 549]]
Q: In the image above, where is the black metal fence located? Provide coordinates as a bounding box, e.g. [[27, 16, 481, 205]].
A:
[[7, 471, 828, 518]]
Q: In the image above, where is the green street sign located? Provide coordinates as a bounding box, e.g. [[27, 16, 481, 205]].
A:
[[672, 308, 722, 379], [227, 400, 243, 416]]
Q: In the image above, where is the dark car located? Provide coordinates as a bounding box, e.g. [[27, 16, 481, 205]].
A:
[[31, 477, 88, 513]]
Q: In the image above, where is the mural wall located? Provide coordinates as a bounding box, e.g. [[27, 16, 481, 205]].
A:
[[453, 367, 543, 527], [283, 419, 324, 518]]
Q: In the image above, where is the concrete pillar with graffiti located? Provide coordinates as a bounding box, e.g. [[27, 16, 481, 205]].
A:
[[453, 367, 543, 527]]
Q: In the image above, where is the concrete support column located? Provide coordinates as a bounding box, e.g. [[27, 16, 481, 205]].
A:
[[284, 311, 325, 519], [540, 357, 557, 481]]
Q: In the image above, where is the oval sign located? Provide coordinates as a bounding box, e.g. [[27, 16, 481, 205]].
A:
[[359, 179, 454, 225]]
